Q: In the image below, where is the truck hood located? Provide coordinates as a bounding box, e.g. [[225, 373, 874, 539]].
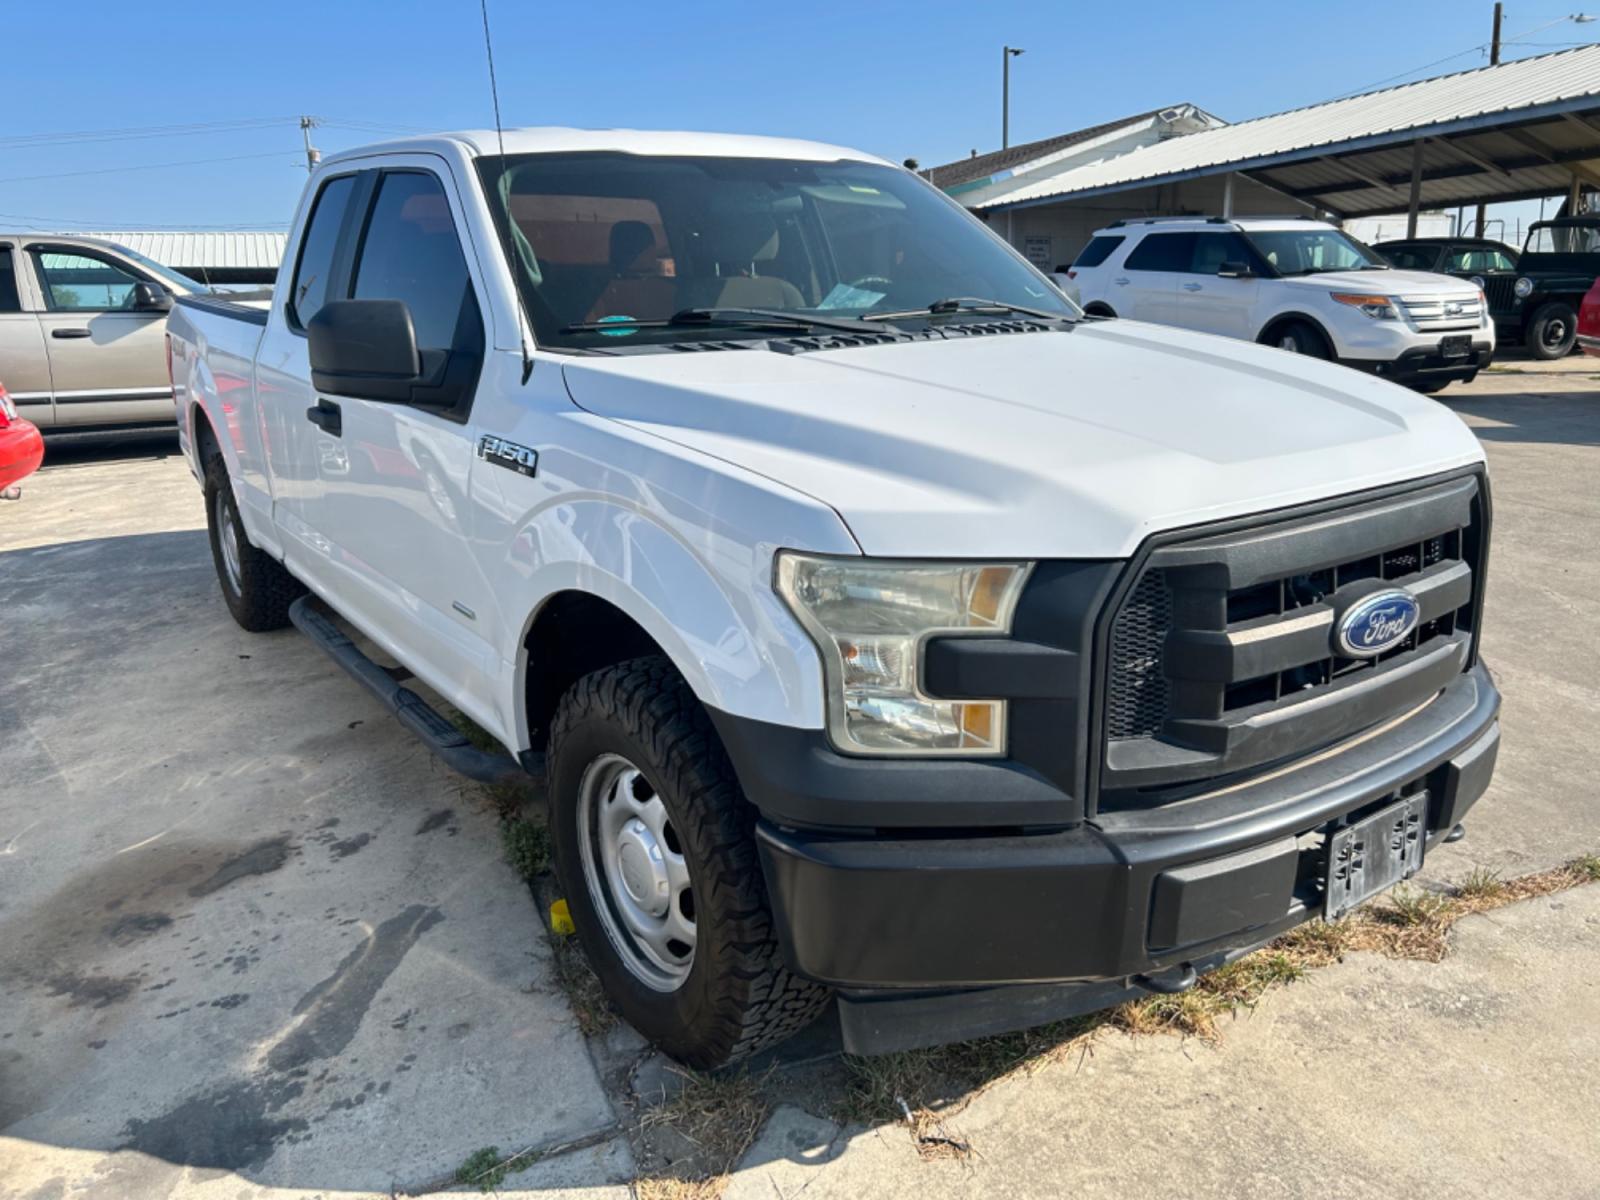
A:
[[560, 320, 1484, 559], [1279, 269, 1478, 296]]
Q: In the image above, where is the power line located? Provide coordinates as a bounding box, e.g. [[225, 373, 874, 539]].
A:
[[0, 117, 302, 150], [0, 150, 303, 187], [1332, 13, 1596, 100]]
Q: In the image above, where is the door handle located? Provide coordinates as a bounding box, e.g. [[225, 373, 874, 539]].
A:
[[52, 328, 92, 339], [1112, 277, 1130, 286], [1182, 283, 1204, 291], [306, 398, 342, 437]]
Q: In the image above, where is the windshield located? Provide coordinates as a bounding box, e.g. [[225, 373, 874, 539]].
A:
[[107, 243, 200, 294], [1244, 228, 1386, 276], [477, 152, 1075, 350]]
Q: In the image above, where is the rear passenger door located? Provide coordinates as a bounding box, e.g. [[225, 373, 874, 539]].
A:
[[0, 244, 54, 428], [273, 158, 498, 703], [1116, 232, 1193, 324], [24, 243, 174, 428]]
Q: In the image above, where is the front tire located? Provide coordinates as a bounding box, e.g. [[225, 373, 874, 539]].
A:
[[1267, 320, 1332, 359], [1525, 301, 1577, 360], [547, 657, 830, 1068], [203, 449, 304, 631]]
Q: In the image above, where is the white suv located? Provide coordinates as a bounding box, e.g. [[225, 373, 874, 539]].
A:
[[1062, 217, 1495, 392]]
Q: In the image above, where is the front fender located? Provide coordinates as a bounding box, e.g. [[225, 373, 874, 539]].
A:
[[469, 392, 862, 750]]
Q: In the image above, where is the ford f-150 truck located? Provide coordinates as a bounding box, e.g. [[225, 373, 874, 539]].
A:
[[167, 128, 1501, 1068]]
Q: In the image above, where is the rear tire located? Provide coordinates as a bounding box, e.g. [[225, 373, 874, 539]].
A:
[[1266, 320, 1332, 359], [1525, 301, 1577, 360], [1410, 380, 1450, 394], [203, 449, 304, 632], [547, 657, 830, 1068]]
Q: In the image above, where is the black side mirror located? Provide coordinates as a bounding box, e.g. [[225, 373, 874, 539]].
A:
[[307, 299, 445, 402], [1217, 261, 1254, 279], [133, 281, 174, 312]]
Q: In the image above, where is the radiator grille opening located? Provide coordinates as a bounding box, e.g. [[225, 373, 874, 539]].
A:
[[1106, 569, 1171, 740]]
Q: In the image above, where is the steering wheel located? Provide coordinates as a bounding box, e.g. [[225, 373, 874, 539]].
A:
[[845, 275, 894, 292]]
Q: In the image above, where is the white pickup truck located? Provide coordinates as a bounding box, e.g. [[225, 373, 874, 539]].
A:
[[168, 128, 1502, 1067]]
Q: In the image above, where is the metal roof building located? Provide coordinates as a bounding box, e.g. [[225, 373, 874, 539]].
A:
[[933, 46, 1600, 268], [71, 231, 287, 284]]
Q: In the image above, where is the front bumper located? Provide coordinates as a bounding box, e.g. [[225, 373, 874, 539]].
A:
[[732, 663, 1499, 1053], [1340, 340, 1493, 385]]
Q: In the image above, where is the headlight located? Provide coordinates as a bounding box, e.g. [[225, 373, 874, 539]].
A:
[[775, 554, 1030, 756], [1330, 292, 1398, 320], [1469, 275, 1486, 290], [1513, 276, 1534, 299]]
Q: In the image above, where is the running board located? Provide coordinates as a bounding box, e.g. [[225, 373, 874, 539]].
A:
[[289, 595, 536, 789]]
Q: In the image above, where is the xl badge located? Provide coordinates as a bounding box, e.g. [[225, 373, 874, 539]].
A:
[[477, 434, 538, 477], [1335, 589, 1421, 658]]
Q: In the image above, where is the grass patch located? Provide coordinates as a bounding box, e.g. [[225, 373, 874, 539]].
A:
[[550, 937, 616, 1038], [501, 817, 550, 883], [1454, 866, 1506, 901], [454, 1145, 514, 1192], [449, 707, 504, 754], [633, 1069, 772, 1199]]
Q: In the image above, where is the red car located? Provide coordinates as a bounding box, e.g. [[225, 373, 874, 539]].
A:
[[1579, 278, 1600, 358], [0, 381, 45, 499]]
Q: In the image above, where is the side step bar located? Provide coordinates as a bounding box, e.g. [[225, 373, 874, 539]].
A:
[[289, 595, 534, 790]]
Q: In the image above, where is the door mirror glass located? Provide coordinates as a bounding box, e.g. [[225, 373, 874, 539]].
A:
[[307, 299, 437, 402], [1217, 261, 1253, 279], [132, 281, 174, 312]]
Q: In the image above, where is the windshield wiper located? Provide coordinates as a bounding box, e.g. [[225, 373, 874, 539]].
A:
[[562, 307, 883, 335], [861, 296, 1075, 323]]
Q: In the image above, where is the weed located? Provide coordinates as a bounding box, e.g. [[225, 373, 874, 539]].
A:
[[1456, 867, 1506, 901], [634, 1069, 772, 1198], [450, 707, 504, 754], [550, 937, 616, 1037], [501, 817, 550, 882], [454, 1145, 508, 1192], [1383, 885, 1451, 927], [1571, 854, 1600, 882]]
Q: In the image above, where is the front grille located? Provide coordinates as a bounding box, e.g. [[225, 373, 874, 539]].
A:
[[1399, 294, 1484, 332], [1107, 570, 1172, 739], [1481, 275, 1520, 315], [1098, 473, 1486, 809]]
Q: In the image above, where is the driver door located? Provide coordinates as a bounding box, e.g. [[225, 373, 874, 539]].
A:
[[25, 243, 174, 427]]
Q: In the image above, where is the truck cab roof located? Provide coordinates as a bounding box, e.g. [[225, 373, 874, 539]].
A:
[[318, 127, 892, 169]]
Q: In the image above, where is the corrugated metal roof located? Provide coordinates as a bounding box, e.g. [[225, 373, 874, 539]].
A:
[[981, 45, 1600, 210], [67, 231, 288, 270]]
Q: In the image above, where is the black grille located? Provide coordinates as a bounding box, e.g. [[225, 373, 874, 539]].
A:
[[1107, 569, 1172, 739], [1482, 274, 1519, 315], [1097, 473, 1487, 807]]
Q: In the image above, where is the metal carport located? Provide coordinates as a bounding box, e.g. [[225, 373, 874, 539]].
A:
[[978, 46, 1600, 235]]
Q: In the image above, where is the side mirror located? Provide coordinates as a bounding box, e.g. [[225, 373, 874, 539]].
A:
[[307, 299, 441, 402], [1217, 261, 1254, 279], [133, 281, 174, 312]]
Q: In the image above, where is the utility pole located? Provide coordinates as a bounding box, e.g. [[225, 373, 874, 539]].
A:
[[1002, 46, 1024, 149], [300, 116, 322, 175], [1473, 3, 1502, 237]]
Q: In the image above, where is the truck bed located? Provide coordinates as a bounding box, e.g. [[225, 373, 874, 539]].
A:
[[175, 292, 271, 327]]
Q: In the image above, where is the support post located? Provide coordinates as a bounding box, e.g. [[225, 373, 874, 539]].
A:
[[1406, 139, 1424, 238], [1222, 173, 1235, 220], [1572, 173, 1585, 215], [1475, 2, 1502, 236]]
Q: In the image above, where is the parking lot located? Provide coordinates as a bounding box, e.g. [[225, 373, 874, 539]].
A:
[[2, 360, 1598, 1199]]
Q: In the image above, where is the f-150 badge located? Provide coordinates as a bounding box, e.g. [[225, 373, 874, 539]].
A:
[[477, 434, 538, 477]]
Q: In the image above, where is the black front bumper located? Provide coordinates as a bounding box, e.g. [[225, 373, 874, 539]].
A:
[[1340, 341, 1493, 385], [722, 664, 1500, 1054]]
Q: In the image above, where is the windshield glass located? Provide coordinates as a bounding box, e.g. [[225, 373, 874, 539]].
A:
[[107, 243, 200, 293], [477, 152, 1075, 350], [1244, 228, 1386, 276]]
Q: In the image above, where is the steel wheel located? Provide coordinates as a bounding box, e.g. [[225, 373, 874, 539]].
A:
[[1278, 333, 1299, 352], [576, 752, 696, 992], [214, 487, 243, 597], [1541, 315, 1569, 352]]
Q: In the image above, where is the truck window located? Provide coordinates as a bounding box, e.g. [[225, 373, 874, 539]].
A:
[[1123, 233, 1196, 272], [31, 249, 143, 311], [289, 174, 357, 330], [0, 248, 19, 312], [1377, 244, 1437, 271], [350, 171, 481, 357]]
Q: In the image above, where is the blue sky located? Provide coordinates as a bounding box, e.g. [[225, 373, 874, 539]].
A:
[[1, 0, 1591, 232]]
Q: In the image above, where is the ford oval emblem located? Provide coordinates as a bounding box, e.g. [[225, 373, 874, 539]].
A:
[[1336, 589, 1421, 658]]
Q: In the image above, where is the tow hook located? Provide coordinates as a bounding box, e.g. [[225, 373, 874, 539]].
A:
[[1133, 963, 1198, 995], [1445, 823, 1467, 843], [0, 486, 21, 501]]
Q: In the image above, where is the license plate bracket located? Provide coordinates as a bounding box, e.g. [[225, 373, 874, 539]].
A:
[[1439, 334, 1472, 358], [1324, 794, 1428, 921]]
